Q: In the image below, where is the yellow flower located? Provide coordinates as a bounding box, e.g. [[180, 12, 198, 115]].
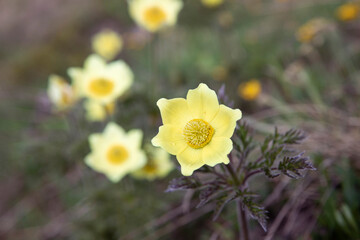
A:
[[84, 100, 115, 122], [151, 83, 242, 176], [296, 18, 328, 43], [201, 0, 224, 8], [68, 54, 133, 104], [132, 145, 174, 180], [47, 75, 76, 110], [92, 29, 123, 60], [85, 122, 146, 182], [237, 79, 261, 101], [129, 0, 183, 32], [336, 2, 360, 21]]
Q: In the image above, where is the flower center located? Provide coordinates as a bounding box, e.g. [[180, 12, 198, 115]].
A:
[[89, 78, 114, 97], [143, 6, 167, 27], [106, 145, 129, 165], [183, 119, 214, 149], [143, 161, 157, 174]]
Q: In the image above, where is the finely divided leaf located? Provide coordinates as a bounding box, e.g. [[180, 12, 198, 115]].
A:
[[278, 152, 316, 178], [166, 177, 199, 192]]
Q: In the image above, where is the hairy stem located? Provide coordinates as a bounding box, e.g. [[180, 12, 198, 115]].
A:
[[237, 200, 249, 240], [225, 164, 240, 186]]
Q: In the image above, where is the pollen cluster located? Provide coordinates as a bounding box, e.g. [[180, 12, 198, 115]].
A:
[[106, 145, 129, 165], [89, 78, 115, 97], [144, 6, 167, 27], [183, 119, 214, 149]]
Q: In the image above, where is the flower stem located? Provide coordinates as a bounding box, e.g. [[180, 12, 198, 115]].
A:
[[225, 164, 239, 186], [237, 200, 249, 240]]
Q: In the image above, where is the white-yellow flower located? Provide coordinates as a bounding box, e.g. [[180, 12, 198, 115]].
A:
[[152, 83, 242, 176], [85, 122, 146, 182], [201, 0, 224, 8], [129, 0, 183, 32], [68, 54, 133, 104], [92, 29, 123, 60], [47, 75, 76, 110], [132, 145, 174, 180], [84, 99, 115, 122]]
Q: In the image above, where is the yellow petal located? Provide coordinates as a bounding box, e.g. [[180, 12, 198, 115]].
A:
[[84, 54, 106, 71], [127, 129, 143, 149], [177, 147, 204, 176], [157, 98, 192, 126], [210, 105, 242, 138], [89, 133, 102, 150], [203, 137, 231, 167], [104, 122, 126, 138], [151, 125, 187, 155], [186, 83, 220, 122]]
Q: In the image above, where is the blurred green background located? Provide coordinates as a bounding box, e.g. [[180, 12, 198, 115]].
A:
[[1, 0, 360, 239]]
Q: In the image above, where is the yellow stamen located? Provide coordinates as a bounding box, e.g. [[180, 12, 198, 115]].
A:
[[143, 162, 157, 174], [107, 145, 129, 165], [144, 6, 167, 27], [89, 78, 114, 97], [183, 119, 214, 149]]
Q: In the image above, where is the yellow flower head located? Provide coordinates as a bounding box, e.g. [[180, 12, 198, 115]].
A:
[[132, 145, 174, 180], [151, 83, 242, 176], [68, 54, 133, 104], [336, 2, 360, 21], [237, 79, 261, 101], [296, 18, 328, 43], [47, 75, 76, 110], [84, 99, 115, 122], [129, 0, 183, 32], [92, 29, 123, 60], [85, 122, 146, 182], [201, 0, 224, 8]]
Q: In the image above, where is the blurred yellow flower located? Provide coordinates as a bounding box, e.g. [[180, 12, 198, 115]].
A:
[[296, 18, 328, 43], [336, 2, 360, 21], [132, 145, 174, 180], [201, 0, 224, 8], [152, 83, 242, 176], [85, 122, 146, 182], [84, 100, 115, 122], [91, 29, 123, 60], [47, 75, 76, 110], [68, 54, 133, 104], [129, 0, 183, 32], [238, 79, 261, 101]]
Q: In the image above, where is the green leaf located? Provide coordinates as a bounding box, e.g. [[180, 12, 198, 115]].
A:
[[278, 152, 315, 178], [243, 198, 268, 232]]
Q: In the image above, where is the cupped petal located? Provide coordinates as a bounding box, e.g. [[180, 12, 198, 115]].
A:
[[84, 54, 106, 71], [203, 137, 232, 167], [163, 0, 183, 25], [104, 122, 126, 138], [89, 133, 102, 150], [127, 129, 143, 149], [151, 124, 187, 155], [157, 98, 192, 126], [186, 83, 220, 122], [177, 147, 204, 176], [67, 67, 84, 96], [106, 172, 124, 183], [210, 105, 242, 138]]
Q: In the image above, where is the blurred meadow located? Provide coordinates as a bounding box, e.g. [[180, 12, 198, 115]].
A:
[[1, 0, 360, 239]]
